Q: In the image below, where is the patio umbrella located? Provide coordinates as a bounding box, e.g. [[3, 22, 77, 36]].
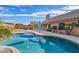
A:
[[38, 21, 42, 33]]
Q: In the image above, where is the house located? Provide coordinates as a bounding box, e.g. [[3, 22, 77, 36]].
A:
[[15, 23, 24, 29], [42, 9, 79, 36]]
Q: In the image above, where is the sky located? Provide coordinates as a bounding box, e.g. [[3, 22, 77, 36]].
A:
[[0, 5, 79, 24]]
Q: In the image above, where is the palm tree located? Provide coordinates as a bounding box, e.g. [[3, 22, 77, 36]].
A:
[[0, 20, 12, 42], [0, 28, 12, 39], [64, 22, 75, 35]]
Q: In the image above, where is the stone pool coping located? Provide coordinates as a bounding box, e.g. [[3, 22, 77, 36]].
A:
[[26, 30, 79, 44]]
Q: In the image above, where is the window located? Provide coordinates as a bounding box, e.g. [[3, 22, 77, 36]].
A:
[[75, 23, 79, 27], [74, 20, 79, 27], [78, 20, 79, 23], [59, 23, 65, 30], [48, 24, 51, 29]]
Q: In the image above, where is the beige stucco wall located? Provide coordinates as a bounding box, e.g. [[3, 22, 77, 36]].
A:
[[71, 27, 79, 36], [51, 23, 58, 27]]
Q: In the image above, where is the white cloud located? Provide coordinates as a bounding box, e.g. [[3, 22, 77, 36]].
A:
[[0, 14, 14, 16], [61, 5, 79, 11], [24, 9, 70, 17], [0, 9, 69, 17], [0, 5, 79, 17], [33, 5, 79, 17]]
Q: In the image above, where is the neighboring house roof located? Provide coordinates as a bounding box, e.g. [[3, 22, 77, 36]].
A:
[[4, 23, 15, 25], [43, 9, 79, 24], [0, 22, 15, 27]]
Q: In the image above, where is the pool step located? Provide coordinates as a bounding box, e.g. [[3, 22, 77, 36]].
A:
[[3, 40, 24, 46]]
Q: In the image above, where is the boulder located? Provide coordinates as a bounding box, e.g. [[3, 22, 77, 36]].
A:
[[0, 45, 20, 53]]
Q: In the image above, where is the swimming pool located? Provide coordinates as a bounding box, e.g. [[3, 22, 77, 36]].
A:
[[1, 33, 79, 53]]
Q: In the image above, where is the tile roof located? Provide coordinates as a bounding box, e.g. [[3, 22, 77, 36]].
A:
[[43, 9, 79, 24]]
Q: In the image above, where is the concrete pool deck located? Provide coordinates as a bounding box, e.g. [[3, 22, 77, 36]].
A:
[[26, 30, 79, 44]]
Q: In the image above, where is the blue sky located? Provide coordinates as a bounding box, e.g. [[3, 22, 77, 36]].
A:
[[0, 5, 79, 24]]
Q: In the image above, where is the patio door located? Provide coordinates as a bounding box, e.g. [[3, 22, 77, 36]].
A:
[[48, 24, 51, 29]]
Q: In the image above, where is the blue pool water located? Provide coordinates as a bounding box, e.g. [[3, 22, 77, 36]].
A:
[[1, 33, 79, 53]]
